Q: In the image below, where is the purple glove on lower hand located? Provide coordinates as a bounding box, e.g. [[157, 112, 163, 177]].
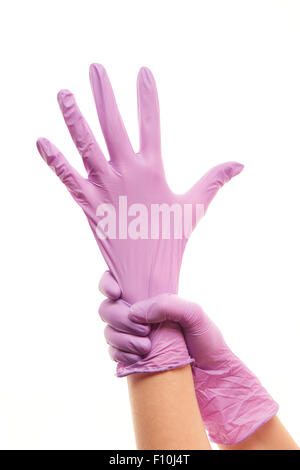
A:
[[99, 271, 279, 446], [99, 272, 190, 374]]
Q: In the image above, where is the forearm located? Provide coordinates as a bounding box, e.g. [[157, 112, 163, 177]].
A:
[[219, 416, 299, 450], [127, 364, 211, 450]]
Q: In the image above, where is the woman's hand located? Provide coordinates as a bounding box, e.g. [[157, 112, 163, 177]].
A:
[[99, 270, 219, 367], [37, 64, 243, 378], [37, 64, 243, 304], [99, 271, 279, 447]]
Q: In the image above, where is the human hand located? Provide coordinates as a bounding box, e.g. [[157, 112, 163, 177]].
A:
[[37, 64, 243, 303], [99, 271, 279, 446], [37, 64, 243, 376]]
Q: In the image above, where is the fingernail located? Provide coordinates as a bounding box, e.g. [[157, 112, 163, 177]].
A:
[[57, 89, 74, 109], [233, 163, 244, 176], [36, 138, 48, 160], [139, 67, 151, 88], [129, 306, 142, 321], [89, 63, 105, 80]]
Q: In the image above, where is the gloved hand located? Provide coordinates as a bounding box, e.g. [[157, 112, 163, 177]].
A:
[[37, 64, 243, 376], [99, 271, 279, 446]]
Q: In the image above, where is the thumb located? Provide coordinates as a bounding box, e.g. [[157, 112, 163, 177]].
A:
[[98, 271, 122, 300], [184, 161, 244, 212], [128, 294, 196, 329]]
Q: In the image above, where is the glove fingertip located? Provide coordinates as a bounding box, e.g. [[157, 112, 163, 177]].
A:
[[36, 137, 45, 150], [107, 283, 121, 300], [128, 307, 145, 323], [232, 162, 244, 177], [57, 89, 74, 109], [36, 138, 49, 161], [98, 271, 121, 300]]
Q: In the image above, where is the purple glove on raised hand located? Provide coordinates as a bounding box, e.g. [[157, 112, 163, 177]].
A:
[[99, 271, 279, 446], [37, 64, 243, 376]]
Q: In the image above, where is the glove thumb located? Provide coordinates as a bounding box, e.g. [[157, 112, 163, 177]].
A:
[[128, 294, 196, 328]]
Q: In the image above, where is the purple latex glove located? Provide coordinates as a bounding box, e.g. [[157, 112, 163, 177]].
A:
[[99, 272, 279, 446], [37, 64, 243, 376]]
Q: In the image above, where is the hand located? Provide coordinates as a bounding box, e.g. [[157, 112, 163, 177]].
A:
[[99, 271, 279, 446], [37, 64, 243, 376], [37, 64, 243, 303], [99, 270, 228, 368], [99, 271, 151, 364]]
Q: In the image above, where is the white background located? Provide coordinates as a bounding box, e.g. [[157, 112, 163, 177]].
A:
[[0, 0, 299, 449]]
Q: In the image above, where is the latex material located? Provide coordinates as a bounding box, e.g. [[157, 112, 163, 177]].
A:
[[99, 272, 279, 446], [37, 64, 243, 376]]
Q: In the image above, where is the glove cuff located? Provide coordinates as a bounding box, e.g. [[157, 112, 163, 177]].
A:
[[116, 321, 193, 377], [192, 356, 279, 446]]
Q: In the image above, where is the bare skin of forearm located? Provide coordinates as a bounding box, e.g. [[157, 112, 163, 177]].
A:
[[219, 416, 299, 450], [127, 364, 211, 450]]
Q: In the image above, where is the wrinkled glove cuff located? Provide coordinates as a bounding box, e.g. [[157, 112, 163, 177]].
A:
[[192, 358, 279, 446], [116, 321, 193, 377]]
